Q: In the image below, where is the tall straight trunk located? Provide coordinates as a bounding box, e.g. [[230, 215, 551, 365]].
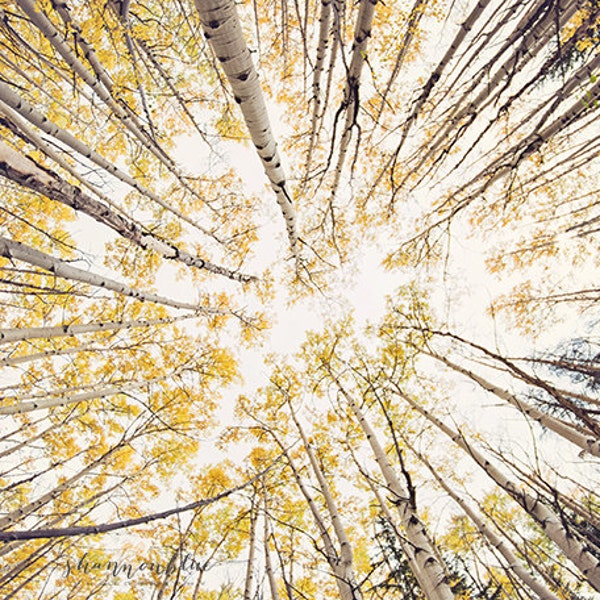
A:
[[331, 377, 454, 600], [0, 82, 213, 238], [406, 438, 562, 600], [0, 236, 210, 312], [276, 440, 355, 599], [305, 0, 332, 177], [263, 492, 281, 600], [430, 352, 600, 456], [0, 476, 131, 561], [0, 140, 253, 282], [394, 0, 493, 155], [390, 382, 600, 592], [286, 400, 362, 599], [15, 0, 217, 210], [346, 443, 431, 596], [0, 444, 120, 530], [0, 370, 174, 415], [0, 459, 277, 541], [0, 416, 50, 460], [373, 0, 426, 124], [15, 0, 158, 156], [1, 342, 93, 367], [244, 500, 258, 600], [329, 0, 377, 199], [194, 0, 298, 259], [0, 314, 195, 345]]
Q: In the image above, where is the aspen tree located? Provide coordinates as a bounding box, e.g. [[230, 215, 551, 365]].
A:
[[389, 382, 600, 592], [194, 0, 299, 260]]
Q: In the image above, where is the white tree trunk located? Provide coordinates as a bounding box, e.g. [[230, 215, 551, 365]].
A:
[[244, 501, 258, 600], [0, 314, 194, 345], [15, 0, 216, 212], [305, 0, 332, 174], [15, 0, 157, 157], [287, 401, 362, 599], [330, 0, 377, 199], [279, 444, 355, 599], [263, 493, 281, 600], [408, 439, 562, 600], [0, 371, 172, 415], [0, 236, 208, 311], [391, 383, 600, 592], [0, 445, 119, 530], [347, 443, 431, 596], [0, 140, 253, 282], [333, 380, 454, 600], [433, 353, 600, 457], [0, 82, 214, 238], [194, 0, 298, 259]]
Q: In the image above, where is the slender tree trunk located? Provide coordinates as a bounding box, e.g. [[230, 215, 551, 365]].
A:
[[287, 399, 362, 599], [0, 236, 212, 312], [406, 438, 562, 600], [330, 377, 454, 600], [276, 439, 355, 599], [346, 442, 431, 597], [244, 499, 258, 600], [263, 492, 281, 600], [390, 382, 600, 592], [0, 314, 195, 345], [0, 82, 214, 237], [0, 368, 179, 415], [0, 458, 279, 541], [194, 0, 299, 259], [0, 140, 253, 282], [430, 352, 600, 456]]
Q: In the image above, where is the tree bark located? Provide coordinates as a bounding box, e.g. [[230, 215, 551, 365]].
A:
[[0, 236, 212, 311], [332, 377, 454, 600], [0, 140, 254, 282], [194, 0, 299, 260], [390, 382, 600, 592]]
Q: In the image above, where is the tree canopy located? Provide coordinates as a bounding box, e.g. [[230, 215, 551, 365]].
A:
[[0, 0, 598, 597]]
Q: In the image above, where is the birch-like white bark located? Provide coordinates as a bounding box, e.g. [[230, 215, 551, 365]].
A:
[[0, 459, 279, 541], [0, 422, 53, 460], [0, 314, 195, 346], [280, 445, 354, 599], [433, 354, 600, 457], [305, 0, 332, 177], [391, 383, 600, 592], [0, 99, 135, 222], [287, 401, 362, 599], [243, 501, 258, 600], [0, 370, 175, 415], [0, 236, 209, 312], [0, 343, 94, 367], [474, 76, 600, 192], [330, 0, 377, 199], [0, 445, 119, 530], [346, 443, 430, 596], [395, 0, 493, 155], [194, 0, 299, 259], [0, 140, 254, 282], [262, 493, 281, 600], [412, 0, 590, 177], [408, 440, 563, 600], [391, 0, 553, 192], [0, 81, 215, 238], [14, 0, 201, 186], [333, 380, 454, 600], [373, 0, 426, 125], [134, 37, 210, 142]]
